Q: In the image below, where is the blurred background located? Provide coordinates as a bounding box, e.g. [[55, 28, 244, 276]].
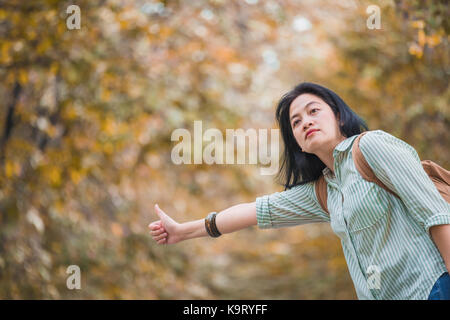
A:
[[0, 0, 448, 299]]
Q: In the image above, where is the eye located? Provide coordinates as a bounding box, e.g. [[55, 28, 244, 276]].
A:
[[311, 108, 318, 113], [293, 119, 300, 127]]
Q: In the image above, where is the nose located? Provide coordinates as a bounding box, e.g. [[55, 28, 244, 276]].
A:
[[302, 119, 313, 132]]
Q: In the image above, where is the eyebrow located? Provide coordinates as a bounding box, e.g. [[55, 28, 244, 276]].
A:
[[290, 101, 319, 122]]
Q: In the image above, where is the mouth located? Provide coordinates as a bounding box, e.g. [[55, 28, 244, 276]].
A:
[[306, 129, 319, 139]]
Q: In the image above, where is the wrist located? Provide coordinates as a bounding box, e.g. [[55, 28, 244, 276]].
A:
[[177, 222, 189, 241], [178, 218, 207, 241]]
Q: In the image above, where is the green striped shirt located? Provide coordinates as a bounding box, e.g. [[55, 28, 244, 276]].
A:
[[256, 130, 450, 300]]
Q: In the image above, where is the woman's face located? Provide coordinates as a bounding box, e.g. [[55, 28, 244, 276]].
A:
[[289, 93, 345, 154]]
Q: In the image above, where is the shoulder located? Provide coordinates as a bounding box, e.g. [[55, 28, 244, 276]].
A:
[[358, 130, 420, 166], [360, 129, 398, 146], [359, 130, 416, 154]]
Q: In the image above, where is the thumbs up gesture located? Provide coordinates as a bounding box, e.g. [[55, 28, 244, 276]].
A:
[[148, 204, 182, 245]]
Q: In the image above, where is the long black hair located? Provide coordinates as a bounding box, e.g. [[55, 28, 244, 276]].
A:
[[275, 82, 369, 190]]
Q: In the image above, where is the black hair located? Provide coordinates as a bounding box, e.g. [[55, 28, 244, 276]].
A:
[[275, 82, 369, 190]]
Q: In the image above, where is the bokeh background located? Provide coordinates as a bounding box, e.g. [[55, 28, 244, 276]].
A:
[[0, 0, 448, 299]]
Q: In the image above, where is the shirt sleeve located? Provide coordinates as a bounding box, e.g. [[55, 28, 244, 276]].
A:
[[359, 130, 450, 235], [255, 181, 330, 229]]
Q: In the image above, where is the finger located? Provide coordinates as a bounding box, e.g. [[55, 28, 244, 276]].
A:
[[150, 229, 165, 236], [157, 238, 166, 245], [148, 224, 165, 232], [148, 222, 161, 230], [154, 222, 164, 229], [154, 233, 168, 241]]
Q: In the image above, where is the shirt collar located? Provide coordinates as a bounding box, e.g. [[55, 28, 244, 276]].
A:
[[333, 134, 359, 154], [322, 166, 332, 177]]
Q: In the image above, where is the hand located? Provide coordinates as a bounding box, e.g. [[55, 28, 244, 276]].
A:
[[148, 204, 183, 245]]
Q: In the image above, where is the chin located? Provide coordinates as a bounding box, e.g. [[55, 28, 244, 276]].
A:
[[305, 138, 325, 152]]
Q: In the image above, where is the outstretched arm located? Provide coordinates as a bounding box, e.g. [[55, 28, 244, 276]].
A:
[[148, 202, 257, 245]]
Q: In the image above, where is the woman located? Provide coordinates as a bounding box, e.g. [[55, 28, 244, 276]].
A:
[[148, 82, 450, 300]]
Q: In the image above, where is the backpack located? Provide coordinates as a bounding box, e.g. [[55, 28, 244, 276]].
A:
[[314, 131, 450, 215]]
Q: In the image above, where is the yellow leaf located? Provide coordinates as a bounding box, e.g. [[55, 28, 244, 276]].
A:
[[36, 39, 52, 55], [63, 105, 78, 120], [411, 20, 424, 29], [101, 89, 111, 102], [70, 169, 82, 185], [54, 200, 64, 212], [103, 117, 117, 135], [5, 161, 14, 178], [119, 20, 129, 29], [49, 167, 61, 186], [18, 69, 28, 85], [103, 142, 114, 154], [418, 30, 426, 47], [1, 42, 11, 64], [50, 62, 59, 75], [409, 43, 423, 59], [426, 34, 441, 47], [47, 125, 58, 138]]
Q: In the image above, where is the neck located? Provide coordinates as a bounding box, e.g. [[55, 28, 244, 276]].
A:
[[314, 136, 347, 174], [315, 149, 336, 174]]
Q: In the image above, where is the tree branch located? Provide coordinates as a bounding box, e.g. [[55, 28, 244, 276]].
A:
[[0, 81, 22, 166]]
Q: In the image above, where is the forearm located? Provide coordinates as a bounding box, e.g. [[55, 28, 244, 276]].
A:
[[179, 202, 257, 241], [430, 224, 450, 271]]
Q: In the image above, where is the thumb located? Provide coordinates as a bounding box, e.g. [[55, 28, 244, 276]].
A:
[[154, 204, 177, 227], [154, 204, 167, 220]]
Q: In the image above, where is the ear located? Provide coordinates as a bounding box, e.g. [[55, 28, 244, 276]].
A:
[[337, 113, 344, 126]]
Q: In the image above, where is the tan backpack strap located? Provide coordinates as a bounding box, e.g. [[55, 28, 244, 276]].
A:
[[352, 131, 400, 199], [353, 132, 450, 203], [421, 160, 450, 203], [315, 175, 329, 215]]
